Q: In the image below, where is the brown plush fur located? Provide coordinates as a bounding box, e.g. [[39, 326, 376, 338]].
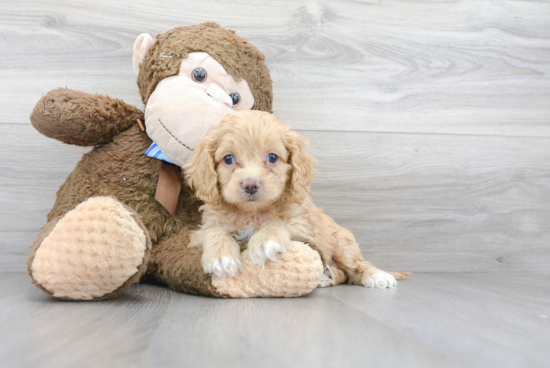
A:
[[28, 24, 276, 298], [31, 88, 143, 146], [147, 229, 222, 297], [138, 22, 273, 112], [43, 122, 202, 242]]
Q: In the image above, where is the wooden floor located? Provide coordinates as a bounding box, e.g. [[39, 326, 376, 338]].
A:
[[0, 272, 548, 368]]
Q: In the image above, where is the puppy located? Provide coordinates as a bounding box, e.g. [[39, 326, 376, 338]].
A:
[[185, 110, 410, 288]]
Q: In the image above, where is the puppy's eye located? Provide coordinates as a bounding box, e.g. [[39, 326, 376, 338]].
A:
[[223, 155, 235, 165], [267, 153, 279, 164], [229, 93, 240, 106], [192, 68, 207, 83]]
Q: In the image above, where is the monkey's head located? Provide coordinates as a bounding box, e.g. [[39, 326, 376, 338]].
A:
[[133, 22, 273, 167]]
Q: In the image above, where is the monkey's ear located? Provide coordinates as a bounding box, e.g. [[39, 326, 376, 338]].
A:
[[133, 33, 154, 77]]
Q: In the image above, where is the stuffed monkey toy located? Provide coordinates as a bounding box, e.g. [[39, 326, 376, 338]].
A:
[[27, 23, 331, 301]]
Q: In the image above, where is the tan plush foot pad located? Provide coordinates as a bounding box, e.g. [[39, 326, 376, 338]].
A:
[[212, 241, 324, 298], [31, 197, 147, 300]]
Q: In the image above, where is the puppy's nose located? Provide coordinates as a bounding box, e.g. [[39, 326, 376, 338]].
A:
[[242, 179, 261, 195]]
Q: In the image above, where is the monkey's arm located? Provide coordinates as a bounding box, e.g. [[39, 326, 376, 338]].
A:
[[31, 88, 143, 146]]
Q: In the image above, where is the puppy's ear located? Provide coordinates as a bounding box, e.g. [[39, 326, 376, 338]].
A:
[[185, 135, 219, 204], [285, 129, 317, 202]]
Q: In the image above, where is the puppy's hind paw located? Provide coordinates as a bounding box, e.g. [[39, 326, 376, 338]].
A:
[[249, 240, 285, 266], [363, 271, 398, 289], [203, 256, 242, 278]]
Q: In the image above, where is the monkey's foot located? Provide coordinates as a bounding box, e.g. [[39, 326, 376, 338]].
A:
[[30, 196, 151, 300], [211, 241, 324, 298]]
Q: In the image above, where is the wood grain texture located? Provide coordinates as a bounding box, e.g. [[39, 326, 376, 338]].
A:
[[1, 0, 550, 273], [1, 272, 548, 368], [307, 130, 550, 272], [1, 0, 550, 136]]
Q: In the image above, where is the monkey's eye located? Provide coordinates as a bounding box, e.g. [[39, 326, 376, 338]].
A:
[[223, 155, 235, 165], [229, 93, 240, 106], [267, 154, 279, 164], [192, 68, 207, 83]]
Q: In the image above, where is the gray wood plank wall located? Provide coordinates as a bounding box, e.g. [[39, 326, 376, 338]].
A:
[[1, 0, 549, 273]]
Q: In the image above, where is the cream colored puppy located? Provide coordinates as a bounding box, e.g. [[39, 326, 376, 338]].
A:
[[186, 110, 410, 288]]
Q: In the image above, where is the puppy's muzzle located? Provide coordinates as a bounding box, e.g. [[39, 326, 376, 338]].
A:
[[242, 178, 261, 195]]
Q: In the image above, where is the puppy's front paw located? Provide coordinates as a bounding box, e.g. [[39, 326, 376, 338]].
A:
[[203, 256, 242, 278], [363, 271, 398, 289], [250, 240, 285, 265], [201, 244, 242, 278], [248, 231, 289, 266]]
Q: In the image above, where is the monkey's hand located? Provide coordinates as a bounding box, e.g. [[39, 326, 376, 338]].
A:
[[31, 88, 143, 146]]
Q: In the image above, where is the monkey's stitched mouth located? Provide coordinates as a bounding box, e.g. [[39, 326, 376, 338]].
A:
[[158, 119, 194, 151]]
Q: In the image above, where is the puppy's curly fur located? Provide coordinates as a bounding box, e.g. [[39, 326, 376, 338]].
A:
[[186, 110, 410, 288]]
